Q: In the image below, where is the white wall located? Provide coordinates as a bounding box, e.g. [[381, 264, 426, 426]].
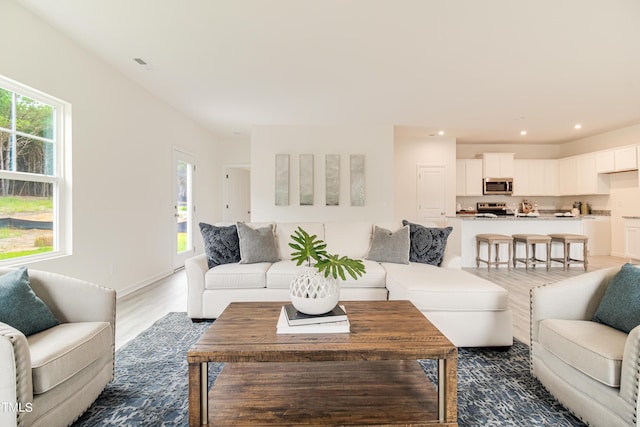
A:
[[1, 0, 220, 294], [560, 124, 640, 157], [393, 136, 457, 222], [250, 125, 394, 222]]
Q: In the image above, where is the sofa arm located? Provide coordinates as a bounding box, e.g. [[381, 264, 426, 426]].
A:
[[530, 267, 618, 341], [185, 253, 209, 318], [440, 251, 462, 269], [21, 270, 116, 326], [0, 323, 32, 427], [620, 325, 640, 409]]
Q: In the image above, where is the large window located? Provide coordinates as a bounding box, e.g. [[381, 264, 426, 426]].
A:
[[0, 76, 70, 264]]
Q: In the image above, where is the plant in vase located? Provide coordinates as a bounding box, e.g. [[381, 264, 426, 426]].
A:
[[288, 227, 366, 314]]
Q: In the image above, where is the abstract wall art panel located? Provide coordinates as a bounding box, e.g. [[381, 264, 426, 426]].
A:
[[350, 154, 365, 206], [325, 154, 340, 206], [299, 154, 314, 206], [275, 154, 289, 206]]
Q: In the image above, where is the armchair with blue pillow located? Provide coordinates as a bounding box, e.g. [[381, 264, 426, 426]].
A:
[[530, 263, 640, 427], [0, 267, 116, 427]]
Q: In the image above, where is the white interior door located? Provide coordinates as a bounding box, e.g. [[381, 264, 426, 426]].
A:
[[173, 149, 195, 270], [418, 165, 447, 221], [223, 166, 251, 222]]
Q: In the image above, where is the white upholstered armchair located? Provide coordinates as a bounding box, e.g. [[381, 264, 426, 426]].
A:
[[530, 267, 640, 427], [0, 268, 116, 427]]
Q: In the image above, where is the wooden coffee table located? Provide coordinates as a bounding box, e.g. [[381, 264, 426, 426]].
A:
[[188, 300, 457, 426]]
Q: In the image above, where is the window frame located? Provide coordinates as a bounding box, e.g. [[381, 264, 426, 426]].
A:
[[0, 75, 72, 266]]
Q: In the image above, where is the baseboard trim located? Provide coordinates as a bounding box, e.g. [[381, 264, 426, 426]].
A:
[[116, 269, 175, 299]]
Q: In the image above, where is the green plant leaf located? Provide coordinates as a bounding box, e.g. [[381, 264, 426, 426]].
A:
[[289, 227, 328, 266], [315, 254, 365, 280], [289, 227, 366, 280]]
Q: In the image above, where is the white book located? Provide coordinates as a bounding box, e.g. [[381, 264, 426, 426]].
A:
[[276, 306, 350, 334]]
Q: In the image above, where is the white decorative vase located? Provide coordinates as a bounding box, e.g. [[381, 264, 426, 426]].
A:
[[289, 266, 340, 315]]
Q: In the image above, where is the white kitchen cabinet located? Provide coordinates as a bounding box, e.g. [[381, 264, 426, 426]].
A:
[[483, 153, 514, 178], [530, 160, 558, 196], [582, 216, 611, 256], [512, 160, 529, 196], [595, 145, 638, 173], [577, 155, 597, 195], [456, 160, 465, 196], [614, 146, 638, 171], [625, 218, 640, 261], [456, 159, 483, 196], [513, 159, 558, 196], [596, 151, 615, 173], [559, 154, 609, 195], [558, 157, 577, 195]]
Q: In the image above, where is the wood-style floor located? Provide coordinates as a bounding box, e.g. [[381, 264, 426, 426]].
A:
[[114, 256, 630, 350], [463, 254, 629, 344]]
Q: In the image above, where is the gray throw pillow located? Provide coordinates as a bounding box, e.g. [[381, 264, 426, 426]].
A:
[[199, 223, 241, 268], [402, 220, 452, 266], [236, 222, 280, 264], [366, 225, 410, 264], [593, 263, 640, 333], [0, 267, 60, 336]]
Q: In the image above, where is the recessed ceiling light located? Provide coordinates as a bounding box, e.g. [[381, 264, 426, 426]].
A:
[[133, 57, 148, 65], [438, 130, 445, 136], [520, 130, 527, 136], [574, 124, 582, 129]]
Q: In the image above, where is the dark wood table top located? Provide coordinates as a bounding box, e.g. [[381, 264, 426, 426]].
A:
[[188, 300, 456, 363]]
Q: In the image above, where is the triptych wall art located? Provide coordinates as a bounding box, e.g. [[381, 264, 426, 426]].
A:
[[274, 154, 365, 207]]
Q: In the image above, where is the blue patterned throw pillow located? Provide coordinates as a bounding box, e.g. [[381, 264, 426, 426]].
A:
[[402, 220, 453, 266], [593, 263, 640, 333], [0, 267, 60, 336], [199, 223, 241, 268]]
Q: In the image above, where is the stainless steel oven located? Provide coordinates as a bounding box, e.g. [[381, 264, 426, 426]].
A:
[[483, 178, 513, 195]]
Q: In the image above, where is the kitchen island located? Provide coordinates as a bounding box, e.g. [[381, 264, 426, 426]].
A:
[[447, 215, 584, 268]]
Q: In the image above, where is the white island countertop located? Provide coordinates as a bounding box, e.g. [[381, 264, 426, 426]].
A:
[[447, 216, 585, 268]]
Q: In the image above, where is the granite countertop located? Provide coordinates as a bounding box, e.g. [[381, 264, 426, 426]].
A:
[[453, 214, 582, 220], [623, 216, 640, 219]]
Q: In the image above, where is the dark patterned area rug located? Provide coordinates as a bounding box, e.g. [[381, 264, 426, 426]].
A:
[[73, 312, 585, 426]]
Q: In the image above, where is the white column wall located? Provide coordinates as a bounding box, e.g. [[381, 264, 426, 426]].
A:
[[250, 125, 394, 222]]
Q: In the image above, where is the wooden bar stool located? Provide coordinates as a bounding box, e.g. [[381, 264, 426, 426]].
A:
[[512, 234, 551, 271], [549, 233, 589, 271], [476, 234, 512, 270]]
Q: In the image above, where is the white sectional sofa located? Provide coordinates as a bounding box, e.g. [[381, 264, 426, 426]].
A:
[[185, 221, 513, 347]]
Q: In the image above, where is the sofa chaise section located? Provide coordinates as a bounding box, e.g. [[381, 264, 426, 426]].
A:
[[384, 262, 512, 347]]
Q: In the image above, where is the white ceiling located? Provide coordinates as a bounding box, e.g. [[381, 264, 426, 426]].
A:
[[14, 0, 640, 144]]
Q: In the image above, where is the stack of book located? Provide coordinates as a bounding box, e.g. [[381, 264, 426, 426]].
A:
[[276, 303, 350, 334]]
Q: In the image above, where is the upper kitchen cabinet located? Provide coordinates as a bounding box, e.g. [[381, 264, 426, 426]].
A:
[[456, 159, 483, 196], [513, 159, 558, 196], [483, 153, 514, 178], [596, 145, 638, 173], [559, 154, 609, 196]]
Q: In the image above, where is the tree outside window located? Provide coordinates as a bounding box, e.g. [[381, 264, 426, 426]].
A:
[[0, 80, 67, 263]]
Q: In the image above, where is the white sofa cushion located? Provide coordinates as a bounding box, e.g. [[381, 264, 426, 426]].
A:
[[204, 263, 270, 289], [538, 318, 626, 387], [266, 259, 386, 289], [275, 222, 324, 260], [28, 321, 113, 394], [323, 222, 373, 259], [383, 262, 508, 311]]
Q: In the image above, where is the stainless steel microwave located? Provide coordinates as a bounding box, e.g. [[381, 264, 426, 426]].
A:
[[483, 178, 513, 195]]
